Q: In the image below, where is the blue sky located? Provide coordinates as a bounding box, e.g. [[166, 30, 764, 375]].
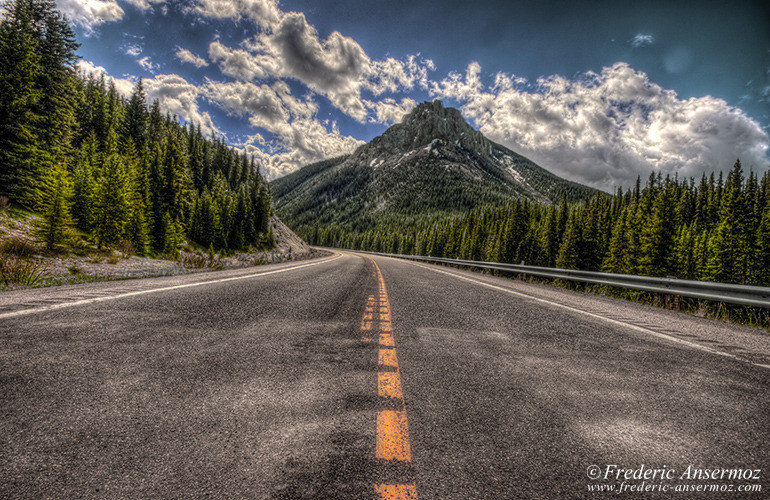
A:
[[56, 0, 770, 190]]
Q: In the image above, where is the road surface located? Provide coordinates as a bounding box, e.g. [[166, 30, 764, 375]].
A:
[[1, 251, 768, 498]]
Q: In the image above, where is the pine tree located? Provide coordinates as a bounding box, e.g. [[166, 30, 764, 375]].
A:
[[556, 210, 579, 270], [34, 161, 74, 249], [70, 133, 98, 230], [706, 160, 749, 283], [756, 205, 770, 286], [30, 0, 79, 163], [123, 141, 150, 255], [93, 151, 129, 249], [638, 187, 675, 276], [603, 206, 629, 274], [123, 79, 147, 152], [0, 0, 44, 205]]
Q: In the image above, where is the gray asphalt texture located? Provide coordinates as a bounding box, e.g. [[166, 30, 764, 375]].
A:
[[1, 252, 768, 498]]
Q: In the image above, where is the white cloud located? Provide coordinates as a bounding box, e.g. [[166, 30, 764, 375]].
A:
[[204, 79, 292, 131], [631, 33, 654, 48], [432, 62, 770, 191], [198, 2, 434, 123], [122, 0, 164, 10], [144, 74, 221, 136], [203, 78, 362, 178], [240, 11, 372, 120], [55, 0, 123, 31], [194, 0, 281, 28], [175, 47, 209, 68], [208, 41, 273, 80], [137, 56, 159, 73], [240, 122, 364, 180], [366, 97, 416, 125], [366, 55, 435, 96], [76, 59, 135, 96], [55, 0, 163, 31], [124, 44, 142, 56]]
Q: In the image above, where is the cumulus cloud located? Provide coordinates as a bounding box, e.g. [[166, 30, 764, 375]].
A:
[[204, 78, 362, 178], [76, 59, 135, 96], [55, 0, 123, 31], [176, 47, 209, 68], [122, 0, 164, 10], [237, 11, 372, 120], [144, 74, 220, 136], [137, 55, 159, 73], [198, 2, 434, 123], [194, 0, 281, 28], [240, 121, 364, 180], [366, 55, 436, 96], [366, 97, 416, 125], [431, 62, 770, 191], [124, 43, 142, 56], [204, 79, 293, 131], [630, 33, 654, 47], [208, 41, 273, 80]]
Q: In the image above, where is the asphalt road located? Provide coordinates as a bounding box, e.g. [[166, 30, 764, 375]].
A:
[[1, 252, 768, 498]]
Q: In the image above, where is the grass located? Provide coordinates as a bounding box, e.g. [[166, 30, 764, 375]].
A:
[[0, 200, 287, 291], [177, 251, 222, 270], [486, 269, 770, 329], [0, 255, 49, 288], [0, 236, 39, 258]]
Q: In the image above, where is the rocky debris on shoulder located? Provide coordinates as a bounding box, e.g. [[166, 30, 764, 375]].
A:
[[218, 216, 320, 268]]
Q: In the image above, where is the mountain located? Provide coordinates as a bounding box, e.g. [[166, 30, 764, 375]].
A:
[[271, 100, 600, 232]]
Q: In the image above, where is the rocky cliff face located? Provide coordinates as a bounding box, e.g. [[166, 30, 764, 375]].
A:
[[360, 100, 487, 155]]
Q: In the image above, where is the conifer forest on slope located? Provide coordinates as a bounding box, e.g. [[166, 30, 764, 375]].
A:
[[298, 162, 770, 298], [0, 0, 273, 257]]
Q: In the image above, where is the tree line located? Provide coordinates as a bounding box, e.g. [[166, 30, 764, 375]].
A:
[[0, 0, 273, 255], [306, 160, 770, 287]]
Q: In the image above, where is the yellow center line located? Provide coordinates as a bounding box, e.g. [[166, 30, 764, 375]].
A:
[[379, 332, 396, 347], [376, 410, 412, 461], [378, 371, 404, 399], [379, 348, 399, 369], [375, 484, 418, 500], [363, 258, 418, 498]]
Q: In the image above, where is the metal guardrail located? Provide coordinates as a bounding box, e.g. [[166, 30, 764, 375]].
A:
[[352, 250, 770, 308]]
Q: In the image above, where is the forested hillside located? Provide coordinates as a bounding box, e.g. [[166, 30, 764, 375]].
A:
[[314, 161, 770, 288], [0, 0, 273, 256], [272, 101, 600, 236]]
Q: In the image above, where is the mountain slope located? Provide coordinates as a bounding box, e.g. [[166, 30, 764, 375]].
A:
[[271, 100, 600, 231]]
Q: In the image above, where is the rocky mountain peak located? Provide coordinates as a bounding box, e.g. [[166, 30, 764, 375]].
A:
[[272, 98, 600, 229], [404, 100, 486, 149], [357, 100, 489, 158]]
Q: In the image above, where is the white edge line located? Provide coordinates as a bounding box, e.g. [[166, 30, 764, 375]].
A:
[[395, 257, 768, 371], [0, 254, 343, 320]]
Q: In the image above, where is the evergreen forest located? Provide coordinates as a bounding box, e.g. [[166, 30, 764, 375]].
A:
[[305, 162, 770, 289], [0, 0, 273, 256]]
